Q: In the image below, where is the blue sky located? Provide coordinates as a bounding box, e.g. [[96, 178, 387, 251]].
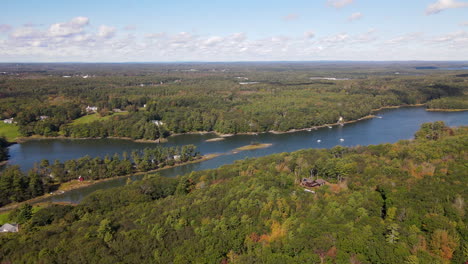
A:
[[1, 0, 468, 61]]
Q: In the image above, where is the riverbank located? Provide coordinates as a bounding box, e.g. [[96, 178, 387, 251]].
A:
[[426, 108, 468, 112], [11, 104, 428, 144], [15, 135, 168, 144], [0, 153, 220, 212]]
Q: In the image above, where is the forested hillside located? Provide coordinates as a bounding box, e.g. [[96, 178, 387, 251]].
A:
[[1, 122, 466, 264], [0, 63, 466, 141]]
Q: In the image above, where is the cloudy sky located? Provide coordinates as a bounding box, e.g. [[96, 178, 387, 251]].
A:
[[1, 0, 468, 62]]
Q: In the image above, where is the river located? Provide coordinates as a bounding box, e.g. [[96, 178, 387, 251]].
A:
[[7, 106, 468, 204]]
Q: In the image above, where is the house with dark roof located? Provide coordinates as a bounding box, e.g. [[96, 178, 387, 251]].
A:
[[301, 178, 327, 188]]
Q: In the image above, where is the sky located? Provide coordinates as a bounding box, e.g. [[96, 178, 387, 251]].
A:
[[1, 0, 468, 62]]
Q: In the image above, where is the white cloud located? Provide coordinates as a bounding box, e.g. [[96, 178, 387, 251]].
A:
[[124, 25, 137, 31], [304, 31, 315, 39], [426, 0, 468, 15], [328, 0, 354, 8], [322, 33, 350, 44], [229, 32, 247, 42], [0, 24, 12, 33], [432, 30, 468, 43], [1, 16, 468, 61], [350, 29, 378, 43], [48, 16, 89, 37], [283, 13, 300, 21], [10, 27, 42, 39], [384, 32, 423, 45], [348, 12, 363, 21], [204, 36, 223, 46], [98, 25, 116, 39], [145, 32, 166, 39]]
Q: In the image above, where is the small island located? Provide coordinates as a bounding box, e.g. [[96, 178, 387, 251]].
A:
[[234, 143, 272, 151], [205, 137, 225, 142]]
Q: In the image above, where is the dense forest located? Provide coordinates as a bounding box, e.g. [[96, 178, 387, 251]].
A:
[[0, 122, 466, 263], [0, 144, 199, 207], [0, 137, 9, 162], [0, 63, 466, 141]]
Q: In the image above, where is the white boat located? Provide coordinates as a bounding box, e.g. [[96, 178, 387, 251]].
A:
[[327, 126, 332, 129], [307, 129, 312, 132], [376, 116, 383, 119], [340, 138, 345, 142], [317, 139, 321, 143]]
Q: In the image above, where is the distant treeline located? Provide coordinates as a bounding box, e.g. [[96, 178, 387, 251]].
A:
[[0, 144, 199, 207], [1, 67, 466, 140], [426, 95, 468, 110]]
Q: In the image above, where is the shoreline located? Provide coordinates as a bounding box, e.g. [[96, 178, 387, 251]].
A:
[[0, 140, 271, 212], [11, 104, 428, 144], [426, 108, 468, 112], [0, 153, 220, 212]]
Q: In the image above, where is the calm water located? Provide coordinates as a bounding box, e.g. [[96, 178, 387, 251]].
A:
[[8, 107, 468, 204]]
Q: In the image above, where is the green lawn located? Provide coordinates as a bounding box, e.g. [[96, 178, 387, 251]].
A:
[[0, 122, 20, 142], [0, 212, 9, 225], [71, 112, 128, 125]]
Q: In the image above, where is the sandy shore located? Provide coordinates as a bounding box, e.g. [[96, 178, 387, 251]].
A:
[[426, 108, 468, 112]]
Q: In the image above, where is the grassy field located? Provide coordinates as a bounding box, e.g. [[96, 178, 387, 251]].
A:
[[0, 212, 9, 225], [71, 112, 128, 125], [0, 122, 20, 142]]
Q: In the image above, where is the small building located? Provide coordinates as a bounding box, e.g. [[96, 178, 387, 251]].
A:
[[301, 178, 326, 188], [3, 118, 14, 124], [86, 106, 98, 113], [173, 155, 181, 161], [0, 223, 19, 233], [151, 120, 164, 126], [39, 115, 49, 120], [78, 176, 84, 182]]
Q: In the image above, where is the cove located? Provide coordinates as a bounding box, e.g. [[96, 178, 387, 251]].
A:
[[8, 106, 468, 204]]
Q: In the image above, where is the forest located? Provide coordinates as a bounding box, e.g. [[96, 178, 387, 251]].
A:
[[0, 122, 466, 264], [0, 63, 466, 142], [0, 144, 199, 207]]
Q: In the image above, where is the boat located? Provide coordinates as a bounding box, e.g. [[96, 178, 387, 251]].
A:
[[317, 139, 321, 143], [340, 138, 344, 142], [376, 116, 383, 119], [327, 126, 332, 129], [306, 129, 312, 132]]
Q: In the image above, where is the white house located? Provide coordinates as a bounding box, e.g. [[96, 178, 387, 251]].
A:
[[0, 223, 19, 233], [3, 118, 14, 124], [151, 120, 164, 126], [86, 106, 98, 113]]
